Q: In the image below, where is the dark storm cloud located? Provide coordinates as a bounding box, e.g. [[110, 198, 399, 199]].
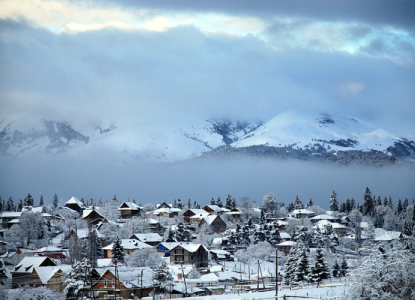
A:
[[103, 0, 415, 31]]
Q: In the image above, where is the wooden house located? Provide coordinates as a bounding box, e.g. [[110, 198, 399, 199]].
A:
[[118, 201, 142, 219], [64, 196, 85, 214], [103, 239, 152, 258], [83, 208, 107, 226], [183, 209, 209, 223], [170, 243, 208, 268], [198, 215, 226, 233], [11, 256, 57, 288]]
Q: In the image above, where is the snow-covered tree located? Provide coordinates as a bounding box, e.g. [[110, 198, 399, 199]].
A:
[[306, 198, 313, 208], [210, 197, 215, 205], [23, 193, 34, 206], [309, 247, 329, 284], [261, 193, 281, 218], [347, 245, 415, 300], [187, 199, 191, 209], [125, 248, 160, 269], [186, 264, 201, 279], [39, 195, 44, 207], [329, 190, 339, 212], [9, 286, 64, 300], [294, 244, 309, 283], [6, 196, 14, 212], [362, 187, 375, 217], [216, 196, 223, 208], [16, 198, 23, 212], [65, 259, 91, 300], [111, 237, 125, 265], [340, 256, 348, 277], [332, 259, 340, 277], [53, 193, 59, 208], [294, 195, 304, 210], [152, 259, 173, 294]]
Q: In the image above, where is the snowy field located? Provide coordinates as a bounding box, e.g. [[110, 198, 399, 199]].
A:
[[171, 284, 346, 300]]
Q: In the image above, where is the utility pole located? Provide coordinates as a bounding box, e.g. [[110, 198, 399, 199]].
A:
[[257, 259, 260, 291], [181, 264, 188, 297], [273, 249, 281, 299]]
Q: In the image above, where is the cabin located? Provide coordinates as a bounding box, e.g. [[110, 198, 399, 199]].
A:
[[92, 269, 127, 300], [198, 215, 226, 233], [118, 201, 142, 219], [149, 207, 181, 218], [147, 218, 164, 233], [209, 249, 233, 262], [64, 196, 85, 214], [290, 209, 316, 219], [103, 239, 152, 258], [130, 233, 163, 247], [11, 256, 57, 288], [83, 208, 107, 226], [276, 241, 297, 255], [224, 208, 242, 223], [157, 202, 172, 209], [169, 243, 208, 268], [182, 209, 208, 223]]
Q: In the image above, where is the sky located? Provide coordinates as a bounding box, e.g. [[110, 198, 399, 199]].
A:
[[0, 0, 414, 206]]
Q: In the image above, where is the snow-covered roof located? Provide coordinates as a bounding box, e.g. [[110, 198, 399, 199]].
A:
[[103, 239, 152, 250], [147, 218, 159, 224], [152, 207, 181, 214], [158, 242, 182, 250], [212, 237, 223, 245], [14, 257, 55, 273], [72, 228, 102, 239], [65, 196, 85, 208], [131, 233, 163, 243], [34, 266, 63, 284], [331, 222, 347, 229], [118, 201, 141, 210], [314, 220, 333, 228], [277, 241, 297, 246], [190, 213, 210, 219], [82, 208, 104, 219], [374, 234, 400, 241], [157, 202, 172, 208], [209, 249, 230, 255], [280, 232, 290, 239], [0, 212, 21, 218], [186, 209, 207, 215], [360, 222, 369, 228], [291, 209, 315, 215], [201, 215, 219, 225], [171, 243, 208, 253], [22, 206, 44, 213], [34, 246, 64, 253], [311, 214, 338, 221]]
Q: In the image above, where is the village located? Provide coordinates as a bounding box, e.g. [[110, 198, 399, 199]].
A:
[[0, 191, 414, 299]]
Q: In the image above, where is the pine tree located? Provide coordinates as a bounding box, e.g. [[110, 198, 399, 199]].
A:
[[345, 198, 351, 213], [332, 259, 340, 277], [287, 202, 295, 212], [17, 198, 23, 211], [173, 199, 177, 208], [216, 196, 223, 208], [80, 197, 85, 207], [39, 195, 44, 206], [225, 194, 233, 210], [383, 197, 388, 207], [376, 196, 382, 206], [6, 197, 14, 212], [309, 247, 329, 283], [284, 246, 298, 286], [350, 197, 356, 210], [396, 199, 403, 215], [98, 198, 103, 206], [186, 264, 201, 279], [152, 259, 173, 294], [210, 197, 215, 205], [177, 198, 183, 209], [65, 258, 91, 300], [306, 198, 313, 208], [340, 256, 348, 276], [53, 193, 59, 208], [388, 196, 393, 209], [111, 237, 125, 265], [329, 190, 339, 212], [260, 208, 266, 225], [166, 229, 175, 242], [294, 195, 304, 209], [187, 199, 191, 209], [231, 197, 236, 209], [403, 198, 409, 212], [24, 193, 34, 206], [362, 187, 375, 217], [294, 245, 309, 283], [111, 194, 118, 206], [339, 201, 346, 213]]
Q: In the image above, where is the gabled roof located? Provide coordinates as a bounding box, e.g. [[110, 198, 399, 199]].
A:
[[65, 196, 85, 208], [157, 242, 181, 250], [118, 201, 141, 210], [171, 243, 208, 253], [83, 208, 104, 219], [22, 206, 45, 213], [70, 228, 102, 239], [130, 233, 163, 243], [201, 215, 221, 226], [0, 212, 21, 218], [33, 266, 64, 284], [184, 209, 207, 216], [14, 257, 56, 273], [291, 209, 315, 215], [103, 239, 152, 251], [311, 214, 338, 221]]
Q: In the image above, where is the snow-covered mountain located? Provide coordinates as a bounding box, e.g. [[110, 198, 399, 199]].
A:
[[1, 110, 414, 164]]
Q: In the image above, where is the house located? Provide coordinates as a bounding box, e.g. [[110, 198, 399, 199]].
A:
[[0, 206, 47, 229], [103, 239, 152, 258], [149, 207, 181, 218], [290, 209, 316, 219], [118, 201, 142, 219], [156, 242, 182, 256], [202, 205, 228, 214], [310, 214, 340, 224], [276, 241, 297, 255], [92, 269, 128, 300], [157, 202, 172, 209], [189, 213, 211, 225], [331, 223, 347, 237], [130, 233, 163, 246], [169, 243, 208, 268], [182, 209, 208, 223], [83, 208, 107, 226], [64, 196, 85, 214], [147, 218, 164, 233], [209, 250, 233, 262], [11, 256, 57, 288], [198, 215, 226, 233], [224, 208, 242, 223]]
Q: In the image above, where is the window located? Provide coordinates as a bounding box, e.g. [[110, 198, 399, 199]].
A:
[[112, 279, 115, 287], [191, 255, 193, 260], [104, 279, 109, 287]]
